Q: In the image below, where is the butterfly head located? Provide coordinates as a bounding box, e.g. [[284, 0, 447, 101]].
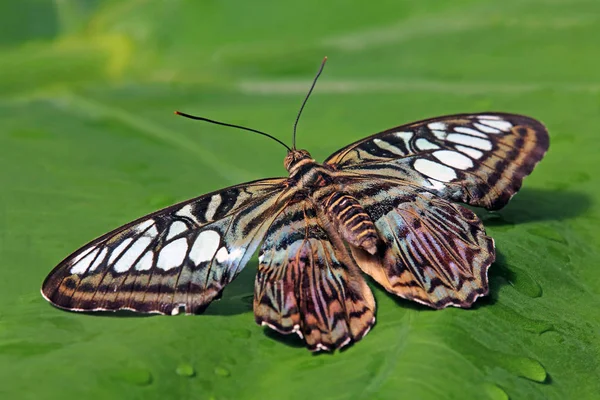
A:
[[284, 149, 313, 173]]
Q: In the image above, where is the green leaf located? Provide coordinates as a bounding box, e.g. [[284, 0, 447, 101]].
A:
[[1, 1, 599, 399]]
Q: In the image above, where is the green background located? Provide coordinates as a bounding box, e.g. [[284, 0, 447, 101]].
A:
[[1, 1, 599, 399]]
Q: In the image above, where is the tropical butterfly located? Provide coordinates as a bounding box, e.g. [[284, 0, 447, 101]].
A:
[[41, 58, 549, 352]]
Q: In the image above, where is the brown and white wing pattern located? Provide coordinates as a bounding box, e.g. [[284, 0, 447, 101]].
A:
[[325, 113, 549, 210], [254, 200, 376, 351], [42, 178, 292, 315], [344, 179, 494, 309]]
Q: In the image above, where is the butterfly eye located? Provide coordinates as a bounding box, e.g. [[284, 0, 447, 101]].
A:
[[284, 149, 314, 172], [283, 152, 295, 171]]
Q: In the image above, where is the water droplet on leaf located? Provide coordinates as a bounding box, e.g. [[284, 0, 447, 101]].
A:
[[451, 327, 547, 385], [232, 328, 251, 339], [176, 363, 195, 377], [526, 227, 567, 244], [546, 246, 570, 263], [214, 366, 230, 377], [509, 267, 543, 298], [116, 367, 153, 386], [498, 354, 547, 382], [481, 383, 509, 400], [0, 340, 63, 356], [525, 321, 554, 335], [539, 327, 565, 343]]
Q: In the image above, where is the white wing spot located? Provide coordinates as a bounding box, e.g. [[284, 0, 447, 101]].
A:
[[433, 150, 474, 170], [166, 221, 188, 240], [70, 248, 99, 274], [373, 138, 405, 156], [477, 115, 502, 120], [455, 145, 484, 159], [427, 122, 446, 131], [454, 126, 488, 138], [134, 219, 154, 233], [473, 122, 501, 134], [114, 236, 153, 273], [394, 131, 413, 141], [292, 324, 304, 339], [157, 238, 188, 271], [258, 253, 265, 264], [360, 323, 373, 339], [215, 247, 243, 264], [189, 230, 220, 265], [89, 247, 108, 272], [215, 247, 229, 263], [432, 130, 447, 140], [205, 194, 222, 221], [229, 248, 243, 260], [171, 304, 186, 315], [447, 134, 492, 150], [175, 204, 199, 224], [261, 321, 278, 330], [426, 179, 446, 191], [108, 238, 133, 264], [478, 118, 513, 132], [315, 343, 329, 352], [147, 225, 159, 237], [414, 159, 457, 182], [71, 246, 95, 264], [135, 251, 154, 271], [415, 138, 440, 151]]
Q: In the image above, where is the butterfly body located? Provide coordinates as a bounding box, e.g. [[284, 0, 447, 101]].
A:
[[42, 112, 549, 351], [286, 150, 380, 255]]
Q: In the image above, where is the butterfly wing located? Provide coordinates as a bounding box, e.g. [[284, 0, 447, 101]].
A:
[[345, 179, 494, 308], [325, 113, 549, 210], [42, 178, 293, 315], [254, 200, 376, 351]]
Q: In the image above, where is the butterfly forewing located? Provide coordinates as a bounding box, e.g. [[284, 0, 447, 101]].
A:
[[42, 178, 293, 315], [326, 113, 549, 210]]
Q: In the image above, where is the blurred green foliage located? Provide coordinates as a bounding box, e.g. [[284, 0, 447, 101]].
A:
[[0, 1, 599, 399]]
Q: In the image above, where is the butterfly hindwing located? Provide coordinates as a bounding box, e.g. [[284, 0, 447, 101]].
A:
[[326, 113, 549, 210], [344, 178, 494, 308], [254, 200, 376, 351], [42, 178, 292, 315]]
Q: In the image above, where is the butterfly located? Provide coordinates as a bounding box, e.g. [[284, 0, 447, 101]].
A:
[[41, 59, 549, 352]]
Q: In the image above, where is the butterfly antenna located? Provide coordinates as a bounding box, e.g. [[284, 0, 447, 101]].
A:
[[292, 56, 327, 150], [174, 111, 292, 152]]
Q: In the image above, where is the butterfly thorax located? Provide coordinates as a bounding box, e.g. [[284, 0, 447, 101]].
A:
[[284, 150, 330, 188], [285, 149, 380, 255]]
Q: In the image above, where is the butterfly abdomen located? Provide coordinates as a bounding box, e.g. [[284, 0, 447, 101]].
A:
[[322, 192, 379, 255]]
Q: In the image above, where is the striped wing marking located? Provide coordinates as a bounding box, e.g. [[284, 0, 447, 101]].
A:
[[254, 200, 376, 351], [346, 179, 495, 308]]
